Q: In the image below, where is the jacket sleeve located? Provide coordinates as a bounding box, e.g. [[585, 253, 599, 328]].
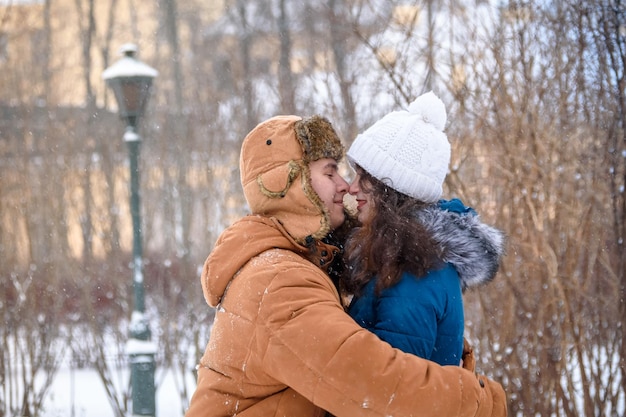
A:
[[258, 265, 505, 417]]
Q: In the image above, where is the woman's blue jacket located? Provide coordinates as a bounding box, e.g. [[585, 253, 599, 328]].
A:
[[348, 199, 505, 365]]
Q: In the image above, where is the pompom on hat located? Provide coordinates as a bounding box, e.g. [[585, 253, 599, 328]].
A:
[[347, 91, 450, 202]]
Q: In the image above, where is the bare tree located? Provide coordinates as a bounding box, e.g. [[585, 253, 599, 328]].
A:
[[447, 1, 625, 415], [587, 0, 626, 400], [276, 0, 296, 114], [327, 0, 358, 141], [70, 261, 129, 417], [234, 0, 258, 132]]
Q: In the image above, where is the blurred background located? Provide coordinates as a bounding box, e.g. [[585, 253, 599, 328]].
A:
[[1, 0, 624, 416]]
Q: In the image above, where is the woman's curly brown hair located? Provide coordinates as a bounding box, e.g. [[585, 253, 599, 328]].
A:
[[342, 165, 444, 295]]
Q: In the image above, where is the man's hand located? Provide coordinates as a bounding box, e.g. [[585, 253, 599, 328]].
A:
[[461, 338, 476, 373]]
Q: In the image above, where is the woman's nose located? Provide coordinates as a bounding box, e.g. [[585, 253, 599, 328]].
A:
[[348, 180, 359, 195]]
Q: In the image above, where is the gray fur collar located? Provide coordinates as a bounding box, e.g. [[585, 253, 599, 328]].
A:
[[415, 205, 506, 291]]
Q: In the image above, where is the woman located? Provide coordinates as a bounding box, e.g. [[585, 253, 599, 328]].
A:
[[342, 91, 505, 366]]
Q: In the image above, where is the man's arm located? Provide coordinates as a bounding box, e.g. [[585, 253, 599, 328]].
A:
[[259, 266, 506, 417]]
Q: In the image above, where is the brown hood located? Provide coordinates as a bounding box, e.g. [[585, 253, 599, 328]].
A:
[[239, 115, 344, 244], [201, 215, 337, 307]]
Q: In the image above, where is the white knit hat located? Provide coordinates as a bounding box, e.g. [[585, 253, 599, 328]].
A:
[[347, 91, 450, 203]]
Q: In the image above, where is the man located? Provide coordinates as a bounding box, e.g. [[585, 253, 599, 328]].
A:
[[185, 114, 506, 417]]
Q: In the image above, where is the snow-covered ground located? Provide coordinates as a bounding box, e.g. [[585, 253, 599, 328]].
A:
[[43, 364, 194, 417]]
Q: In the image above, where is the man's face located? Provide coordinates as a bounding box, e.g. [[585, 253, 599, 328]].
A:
[[309, 158, 349, 230]]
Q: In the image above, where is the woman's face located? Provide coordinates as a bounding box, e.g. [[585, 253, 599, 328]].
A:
[[349, 172, 374, 224]]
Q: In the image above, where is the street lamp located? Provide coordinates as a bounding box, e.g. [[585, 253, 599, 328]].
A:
[[102, 43, 158, 417]]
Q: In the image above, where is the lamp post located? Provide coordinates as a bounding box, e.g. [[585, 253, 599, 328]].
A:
[[102, 43, 158, 417]]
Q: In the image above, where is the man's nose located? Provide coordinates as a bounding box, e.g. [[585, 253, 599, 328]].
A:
[[337, 176, 349, 193]]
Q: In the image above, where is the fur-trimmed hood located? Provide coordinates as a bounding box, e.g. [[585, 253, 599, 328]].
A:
[[415, 199, 506, 291], [240, 115, 344, 244]]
